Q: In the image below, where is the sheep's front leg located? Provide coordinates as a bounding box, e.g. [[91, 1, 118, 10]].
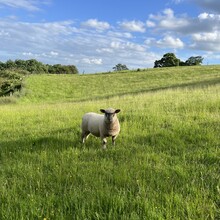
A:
[[102, 137, 107, 149], [112, 135, 117, 146]]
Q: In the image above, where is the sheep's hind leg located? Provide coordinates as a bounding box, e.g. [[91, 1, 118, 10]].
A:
[[82, 132, 90, 144]]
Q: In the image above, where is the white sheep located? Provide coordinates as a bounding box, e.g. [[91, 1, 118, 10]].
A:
[[81, 108, 121, 149]]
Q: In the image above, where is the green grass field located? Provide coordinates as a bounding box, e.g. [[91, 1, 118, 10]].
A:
[[0, 66, 220, 219]]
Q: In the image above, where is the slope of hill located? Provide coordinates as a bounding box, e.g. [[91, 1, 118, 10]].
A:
[[20, 65, 220, 103], [0, 66, 219, 219]]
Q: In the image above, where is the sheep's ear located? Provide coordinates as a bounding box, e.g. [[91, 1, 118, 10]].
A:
[[100, 109, 106, 113], [115, 109, 121, 114]]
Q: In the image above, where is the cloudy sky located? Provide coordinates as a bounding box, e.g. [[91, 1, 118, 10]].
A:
[[0, 0, 220, 73]]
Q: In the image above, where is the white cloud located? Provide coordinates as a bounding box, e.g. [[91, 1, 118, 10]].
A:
[[157, 8, 189, 29], [146, 20, 155, 28], [191, 31, 220, 51], [147, 8, 220, 34], [145, 36, 184, 49], [163, 8, 174, 18], [157, 36, 184, 48], [22, 52, 33, 56], [198, 12, 220, 20], [107, 31, 133, 39], [82, 58, 103, 65], [192, 32, 219, 42], [110, 41, 145, 52], [22, 51, 59, 58], [110, 41, 121, 49], [0, 0, 50, 11], [96, 48, 113, 54], [50, 51, 59, 56], [118, 20, 146, 33], [0, 30, 10, 36], [198, 12, 209, 20], [81, 19, 110, 31]]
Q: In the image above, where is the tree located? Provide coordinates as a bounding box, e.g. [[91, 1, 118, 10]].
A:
[[15, 59, 27, 70], [154, 53, 180, 68], [185, 56, 203, 66], [47, 64, 78, 74], [5, 60, 16, 69], [113, 63, 129, 71], [25, 59, 48, 73], [0, 61, 6, 70]]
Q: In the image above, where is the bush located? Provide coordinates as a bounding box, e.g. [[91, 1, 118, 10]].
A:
[[0, 70, 24, 97]]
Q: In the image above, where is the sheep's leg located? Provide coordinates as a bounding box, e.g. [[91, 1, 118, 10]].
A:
[[82, 132, 90, 144], [102, 138, 107, 149], [112, 135, 117, 146]]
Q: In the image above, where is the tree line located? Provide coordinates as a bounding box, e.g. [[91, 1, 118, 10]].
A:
[[0, 59, 78, 74], [112, 53, 203, 72]]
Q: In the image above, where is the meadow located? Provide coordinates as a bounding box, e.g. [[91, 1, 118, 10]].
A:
[[0, 66, 220, 219]]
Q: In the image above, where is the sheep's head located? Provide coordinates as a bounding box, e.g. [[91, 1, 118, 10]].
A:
[[100, 108, 120, 123]]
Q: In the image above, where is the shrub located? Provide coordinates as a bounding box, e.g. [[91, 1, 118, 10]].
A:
[[0, 70, 24, 97]]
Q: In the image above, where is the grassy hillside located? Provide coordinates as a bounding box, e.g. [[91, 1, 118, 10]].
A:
[[0, 66, 220, 219], [20, 65, 220, 103]]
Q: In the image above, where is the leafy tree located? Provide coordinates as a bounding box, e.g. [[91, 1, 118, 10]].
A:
[[0, 61, 6, 70], [113, 63, 129, 71], [66, 65, 78, 74], [48, 64, 78, 74], [5, 60, 16, 69], [15, 59, 27, 70], [154, 53, 180, 68], [185, 56, 203, 66], [25, 59, 48, 73]]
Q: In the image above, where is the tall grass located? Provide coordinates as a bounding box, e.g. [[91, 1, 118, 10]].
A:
[[0, 66, 219, 219]]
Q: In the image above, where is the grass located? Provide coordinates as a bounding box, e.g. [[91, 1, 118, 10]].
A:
[[20, 65, 220, 104], [0, 66, 220, 219]]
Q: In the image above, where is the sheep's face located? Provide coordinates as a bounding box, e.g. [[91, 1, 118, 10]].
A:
[[100, 108, 120, 123]]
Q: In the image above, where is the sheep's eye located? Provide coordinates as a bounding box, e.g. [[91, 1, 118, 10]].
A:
[[105, 113, 115, 118]]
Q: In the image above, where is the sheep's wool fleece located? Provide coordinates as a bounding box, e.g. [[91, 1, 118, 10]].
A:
[[105, 108, 116, 113]]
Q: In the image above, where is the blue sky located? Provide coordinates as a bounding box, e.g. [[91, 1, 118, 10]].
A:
[[0, 0, 220, 73]]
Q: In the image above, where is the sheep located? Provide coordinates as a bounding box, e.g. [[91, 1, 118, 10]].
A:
[[81, 108, 121, 149]]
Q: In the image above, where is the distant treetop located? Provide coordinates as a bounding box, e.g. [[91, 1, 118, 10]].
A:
[[154, 53, 203, 68], [113, 63, 129, 72]]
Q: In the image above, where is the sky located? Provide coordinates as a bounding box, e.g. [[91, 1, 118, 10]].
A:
[[0, 0, 220, 73]]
